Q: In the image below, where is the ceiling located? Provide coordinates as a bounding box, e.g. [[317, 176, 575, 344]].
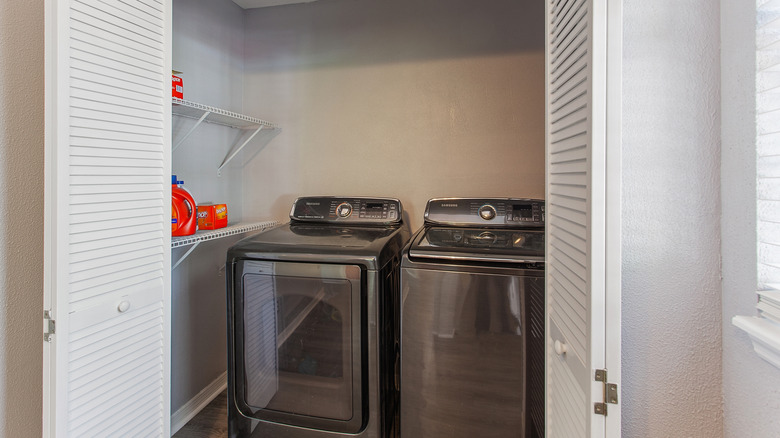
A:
[[231, 0, 319, 8]]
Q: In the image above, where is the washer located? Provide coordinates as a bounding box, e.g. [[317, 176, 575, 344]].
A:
[[400, 198, 545, 438], [226, 197, 410, 438]]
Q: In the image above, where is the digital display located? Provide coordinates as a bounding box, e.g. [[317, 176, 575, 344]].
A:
[[365, 202, 384, 210], [513, 204, 533, 218]]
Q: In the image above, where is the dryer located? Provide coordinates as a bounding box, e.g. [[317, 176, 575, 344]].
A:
[[400, 198, 545, 438], [226, 196, 410, 438]]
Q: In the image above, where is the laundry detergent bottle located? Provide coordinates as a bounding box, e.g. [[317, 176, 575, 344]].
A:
[[172, 175, 197, 236]]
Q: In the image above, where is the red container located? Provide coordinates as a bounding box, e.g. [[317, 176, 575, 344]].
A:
[[172, 74, 183, 99], [197, 203, 228, 230], [172, 175, 197, 236]]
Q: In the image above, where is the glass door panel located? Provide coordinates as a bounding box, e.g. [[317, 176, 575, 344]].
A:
[[242, 272, 355, 421]]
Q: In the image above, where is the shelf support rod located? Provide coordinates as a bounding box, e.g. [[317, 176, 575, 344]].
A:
[[218, 125, 264, 175], [173, 110, 210, 152], [172, 241, 201, 270]]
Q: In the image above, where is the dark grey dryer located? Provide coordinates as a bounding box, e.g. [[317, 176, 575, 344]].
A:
[[400, 198, 545, 438], [226, 196, 410, 438]]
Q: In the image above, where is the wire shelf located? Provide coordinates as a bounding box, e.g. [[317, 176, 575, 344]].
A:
[[172, 98, 279, 130], [171, 220, 280, 248]]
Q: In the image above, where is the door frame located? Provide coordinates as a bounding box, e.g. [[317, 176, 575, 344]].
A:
[[604, 0, 622, 434]]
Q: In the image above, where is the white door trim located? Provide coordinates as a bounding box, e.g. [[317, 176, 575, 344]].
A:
[[604, 0, 623, 435]]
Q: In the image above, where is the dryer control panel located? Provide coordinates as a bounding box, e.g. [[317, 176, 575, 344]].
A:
[[290, 196, 403, 224], [424, 198, 544, 228]]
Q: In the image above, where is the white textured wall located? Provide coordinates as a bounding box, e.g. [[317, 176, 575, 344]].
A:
[[0, 0, 45, 436], [240, 0, 546, 230], [721, 0, 780, 435], [622, 0, 723, 436]]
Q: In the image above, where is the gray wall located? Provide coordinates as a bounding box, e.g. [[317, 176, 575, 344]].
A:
[[170, 0, 249, 413], [621, 0, 723, 436], [240, 0, 546, 230], [721, 0, 780, 435], [168, 0, 546, 414], [0, 0, 45, 436]]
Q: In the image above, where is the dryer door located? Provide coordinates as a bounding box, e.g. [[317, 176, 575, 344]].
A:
[[231, 260, 365, 433]]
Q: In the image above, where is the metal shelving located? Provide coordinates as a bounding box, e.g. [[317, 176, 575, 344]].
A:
[[172, 98, 278, 129], [172, 97, 280, 174], [171, 220, 280, 269], [170, 99, 281, 267]]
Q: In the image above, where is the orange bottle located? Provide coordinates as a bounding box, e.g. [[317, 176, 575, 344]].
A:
[[172, 175, 197, 236]]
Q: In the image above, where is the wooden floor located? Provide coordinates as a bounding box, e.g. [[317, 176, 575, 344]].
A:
[[173, 390, 228, 438]]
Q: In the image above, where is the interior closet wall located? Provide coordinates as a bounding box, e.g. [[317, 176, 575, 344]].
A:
[[169, 0, 545, 415], [168, 0, 545, 413], [171, 0, 248, 412], [240, 0, 546, 230]]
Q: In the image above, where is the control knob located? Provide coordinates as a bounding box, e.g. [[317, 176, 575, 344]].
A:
[[336, 202, 353, 218], [478, 204, 497, 221]]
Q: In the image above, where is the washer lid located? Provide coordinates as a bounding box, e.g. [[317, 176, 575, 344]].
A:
[[408, 227, 545, 263]]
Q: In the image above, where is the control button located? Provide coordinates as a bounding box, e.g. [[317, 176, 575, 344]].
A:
[[389, 211, 397, 219], [478, 204, 497, 221], [336, 202, 353, 218]]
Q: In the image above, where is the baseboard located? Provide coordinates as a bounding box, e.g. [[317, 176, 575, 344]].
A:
[[170, 371, 228, 436]]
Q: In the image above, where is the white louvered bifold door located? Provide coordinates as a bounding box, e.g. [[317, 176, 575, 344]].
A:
[[43, 0, 172, 436], [545, 0, 621, 436]]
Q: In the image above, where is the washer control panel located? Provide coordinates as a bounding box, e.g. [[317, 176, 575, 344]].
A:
[[424, 198, 544, 228], [291, 196, 403, 224]]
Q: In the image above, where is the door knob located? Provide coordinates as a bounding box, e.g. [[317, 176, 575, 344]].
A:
[[117, 301, 131, 313], [554, 339, 567, 355]]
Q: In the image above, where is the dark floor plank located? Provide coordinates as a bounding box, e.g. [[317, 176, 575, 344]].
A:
[[172, 390, 228, 438]]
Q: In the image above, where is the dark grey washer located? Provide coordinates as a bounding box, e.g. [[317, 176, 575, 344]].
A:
[[400, 198, 546, 438]]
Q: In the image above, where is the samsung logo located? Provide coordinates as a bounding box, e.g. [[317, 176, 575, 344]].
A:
[[305, 202, 320, 206], [440, 203, 459, 208]]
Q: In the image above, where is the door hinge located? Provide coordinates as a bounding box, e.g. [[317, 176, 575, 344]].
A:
[[594, 369, 618, 416], [43, 310, 55, 342]]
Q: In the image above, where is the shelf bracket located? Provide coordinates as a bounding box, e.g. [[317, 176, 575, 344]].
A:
[[172, 241, 201, 270], [217, 125, 265, 176], [173, 110, 211, 152]]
